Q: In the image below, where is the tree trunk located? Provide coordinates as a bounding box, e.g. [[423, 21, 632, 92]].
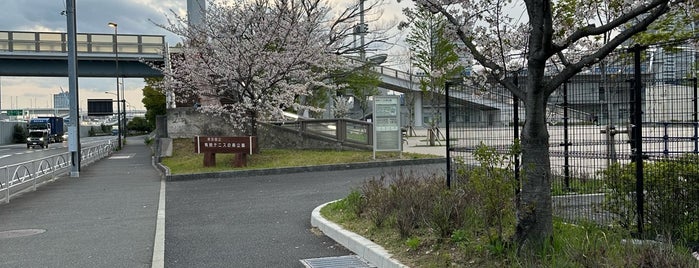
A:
[[248, 110, 260, 153], [514, 88, 553, 252]]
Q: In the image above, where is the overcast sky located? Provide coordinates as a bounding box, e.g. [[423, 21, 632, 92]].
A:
[[0, 0, 407, 113]]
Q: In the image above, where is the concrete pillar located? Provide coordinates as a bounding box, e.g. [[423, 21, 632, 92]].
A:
[[414, 91, 423, 128]]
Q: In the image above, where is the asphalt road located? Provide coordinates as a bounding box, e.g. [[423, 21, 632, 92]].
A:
[[165, 164, 445, 267]]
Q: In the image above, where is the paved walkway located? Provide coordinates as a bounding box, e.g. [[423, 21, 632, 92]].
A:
[[0, 140, 162, 268], [402, 128, 447, 157]]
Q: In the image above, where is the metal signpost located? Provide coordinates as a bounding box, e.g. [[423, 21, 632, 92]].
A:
[[372, 95, 402, 159]]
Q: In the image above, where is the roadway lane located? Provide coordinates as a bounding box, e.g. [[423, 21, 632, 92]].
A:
[[0, 136, 117, 167], [165, 164, 445, 267]]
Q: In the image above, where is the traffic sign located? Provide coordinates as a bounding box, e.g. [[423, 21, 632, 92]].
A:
[[7, 110, 22, 116]]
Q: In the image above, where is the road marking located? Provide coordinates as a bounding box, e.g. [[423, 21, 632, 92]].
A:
[[109, 154, 135, 159], [0, 155, 10, 159], [151, 168, 166, 268]]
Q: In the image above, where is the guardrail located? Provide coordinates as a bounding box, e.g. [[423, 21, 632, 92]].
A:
[[271, 118, 373, 146], [0, 30, 165, 57], [0, 138, 117, 203]]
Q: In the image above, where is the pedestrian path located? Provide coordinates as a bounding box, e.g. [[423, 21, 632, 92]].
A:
[[402, 128, 447, 157], [0, 141, 162, 268]]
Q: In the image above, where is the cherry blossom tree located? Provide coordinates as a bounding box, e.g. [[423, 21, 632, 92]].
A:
[[157, 0, 390, 138], [408, 0, 695, 250]]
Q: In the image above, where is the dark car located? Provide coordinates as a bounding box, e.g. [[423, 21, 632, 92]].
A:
[[27, 131, 49, 149]]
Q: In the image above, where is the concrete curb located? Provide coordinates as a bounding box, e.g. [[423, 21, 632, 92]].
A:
[[167, 157, 445, 181], [311, 201, 408, 268]]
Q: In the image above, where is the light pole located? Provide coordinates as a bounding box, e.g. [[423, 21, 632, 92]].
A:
[[105, 91, 128, 135], [108, 22, 122, 149]]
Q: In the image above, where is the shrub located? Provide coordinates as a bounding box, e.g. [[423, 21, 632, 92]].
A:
[[361, 176, 392, 228], [602, 154, 699, 246], [344, 190, 364, 218], [461, 143, 517, 241], [389, 171, 429, 237], [12, 124, 27, 143]]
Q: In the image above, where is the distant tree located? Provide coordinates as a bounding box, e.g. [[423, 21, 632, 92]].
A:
[[12, 124, 26, 143], [127, 117, 152, 133], [141, 77, 166, 130], [333, 65, 381, 118], [402, 6, 463, 145]]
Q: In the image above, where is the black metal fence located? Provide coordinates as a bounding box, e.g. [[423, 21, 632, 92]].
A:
[[447, 41, 698, 246]]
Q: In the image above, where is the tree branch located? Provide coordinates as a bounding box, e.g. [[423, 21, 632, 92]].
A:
[[550, 0, 670, 55], [546, 2, 671, 95]]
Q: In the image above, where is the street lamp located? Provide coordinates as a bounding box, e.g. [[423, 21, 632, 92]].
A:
[[105, 91, 128, 134], [108, 22, 122, 149]]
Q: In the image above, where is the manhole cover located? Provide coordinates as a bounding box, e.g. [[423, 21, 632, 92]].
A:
[[0, 229, 46, 239], [300, 255, 374, 268]]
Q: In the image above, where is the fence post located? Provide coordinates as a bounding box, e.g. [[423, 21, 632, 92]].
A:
[[693, 77, 698, 154], [445, 81, 452, 189], [513, 73, 520, 195], [663, 122, 669, 157], [629, 45, 646, 236], [337, 119, 346, 143], [562, 82, 571, 191]]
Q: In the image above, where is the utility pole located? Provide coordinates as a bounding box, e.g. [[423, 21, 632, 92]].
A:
[[66, 0, 81, 177]]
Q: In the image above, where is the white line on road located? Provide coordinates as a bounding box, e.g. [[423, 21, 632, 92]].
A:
[[0, 155, 10, 159], [151, 163, 166, 268]]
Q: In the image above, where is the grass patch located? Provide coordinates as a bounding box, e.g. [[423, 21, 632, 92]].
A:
[[160, 138, 438, 174]]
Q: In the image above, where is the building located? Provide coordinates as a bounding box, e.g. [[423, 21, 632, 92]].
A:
[[53, 92, 69, 109]]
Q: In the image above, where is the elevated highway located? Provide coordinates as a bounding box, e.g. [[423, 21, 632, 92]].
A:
[[0, 30, 165, 77]]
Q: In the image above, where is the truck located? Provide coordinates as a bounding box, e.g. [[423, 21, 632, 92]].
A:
[[27, 117, 65, 148]]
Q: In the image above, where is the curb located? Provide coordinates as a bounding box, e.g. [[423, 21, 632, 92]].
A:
[[311, 201, 408, 268], [166, 157, 445, 181]]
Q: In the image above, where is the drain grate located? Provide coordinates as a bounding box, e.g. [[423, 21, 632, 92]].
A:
[[300, 255, 375, 268]]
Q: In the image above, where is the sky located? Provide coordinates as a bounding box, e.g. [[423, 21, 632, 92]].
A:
[[0, 0, 410, 114]]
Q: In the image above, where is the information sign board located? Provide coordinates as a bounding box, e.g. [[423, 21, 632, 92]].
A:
[[372, 96, 401, 153]]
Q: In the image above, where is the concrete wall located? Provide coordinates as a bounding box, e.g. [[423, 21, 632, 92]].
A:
[[257, 123, 369, 151], [166, 108, 243, 138]]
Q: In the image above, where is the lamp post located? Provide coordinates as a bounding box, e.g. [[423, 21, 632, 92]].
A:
[[105, 91, 128, 135], [108, 22, 122, 149]]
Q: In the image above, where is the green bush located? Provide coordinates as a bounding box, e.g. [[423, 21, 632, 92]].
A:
[[12, 124, 27, 143], [602, 154, 699, 246]]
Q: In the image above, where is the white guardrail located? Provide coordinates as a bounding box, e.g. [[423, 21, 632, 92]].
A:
[[0, 138, 118, 203]]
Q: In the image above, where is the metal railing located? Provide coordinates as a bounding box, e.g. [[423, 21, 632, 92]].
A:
[[0, 138, 117, 203], [0, 30, 165, 57], [272, 118, 373, 146]]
